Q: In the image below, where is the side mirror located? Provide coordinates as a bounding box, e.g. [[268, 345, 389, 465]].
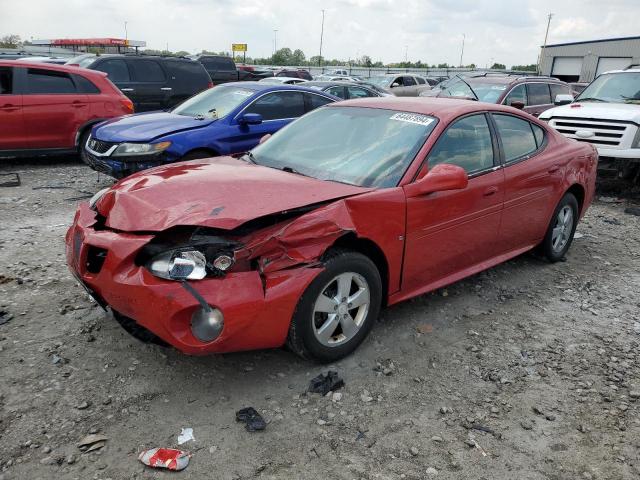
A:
[[404, 164, 468, 198], [510, 100, 525, 110], [390, 82, 400, 88], [239, 113, 263, 125], [259, 133, 271, 144], [554, 94, 574, 106]]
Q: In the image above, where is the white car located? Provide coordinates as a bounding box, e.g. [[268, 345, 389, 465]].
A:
[[539, 68, 640, 181], [258, 77, 308, 85]]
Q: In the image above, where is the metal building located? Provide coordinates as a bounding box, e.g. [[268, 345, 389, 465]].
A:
[[540, 35, 640, 83]]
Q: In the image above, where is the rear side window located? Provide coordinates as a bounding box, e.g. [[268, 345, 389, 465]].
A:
[[201, 57, 235, 71], [26, 69, 76, 94], [347, 86, 375, 98], [415, 77, 426, 85], [532, 124, 545, 147], [526, 83, 551, 105], [550, 83, 572, 101], [95, 59, 130, 82], [0, 67, 12, 94], [166, 60, 208, 81], [130, 60, 165, 82], [244, 91, 305, 120], [493, 114, 538, 162], [428, 114, 494, 173], [326, 86, 345, 98], [402, 76, 417, 86], [504, 84, 527, 106], [73, 74, 100, 94], [306, 93, 333, 110]]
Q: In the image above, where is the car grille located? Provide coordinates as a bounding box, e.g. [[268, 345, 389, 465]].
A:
[[88, 138, 117, 154], [548, 117, 631, 147]]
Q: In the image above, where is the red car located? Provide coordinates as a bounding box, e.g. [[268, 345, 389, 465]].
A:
[[66, 98, 597, 362], [0, 61, 133, 160]]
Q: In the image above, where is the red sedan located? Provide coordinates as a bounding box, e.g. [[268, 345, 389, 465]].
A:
[[0, 61, 133, 160], [66, 97, 598, 362]]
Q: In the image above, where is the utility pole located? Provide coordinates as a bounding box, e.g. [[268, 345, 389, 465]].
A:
[[404, 45, 408, 63], [124, 21, 128, 41], [459, 33, 465, 67], [538, 13, 554, 75], [273, 29, 278, 56], [319, 9, 325, 67]]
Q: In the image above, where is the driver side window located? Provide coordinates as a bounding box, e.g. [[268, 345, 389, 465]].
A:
[[428, 114, 495, 174], [244, 92, 305, 121], [504, 84, 527, 106]]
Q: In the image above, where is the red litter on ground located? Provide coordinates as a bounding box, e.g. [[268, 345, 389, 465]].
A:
[[138, 448, 191, 471]]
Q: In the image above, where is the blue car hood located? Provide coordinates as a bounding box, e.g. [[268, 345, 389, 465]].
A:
[[94, 112, 215, 142]]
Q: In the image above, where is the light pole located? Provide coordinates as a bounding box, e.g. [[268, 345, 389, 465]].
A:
[[273, 29, 278, 56], [538, 13, 554, 75], [124, 21, 128, 41], [319, 9, 325, 67], [404, 45, 408, 64], [459, 33, 465, 67]]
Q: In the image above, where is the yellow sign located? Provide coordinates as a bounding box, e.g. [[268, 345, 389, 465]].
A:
[[232, 43, 247, 52]]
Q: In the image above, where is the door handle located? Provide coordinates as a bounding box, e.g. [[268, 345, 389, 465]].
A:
[[121, 88, 135, 92], [160, 87, 173, 91], [0, 104, 19, 111], [71, 101, 87, 108], [483, 186, 499, 197], [548, 164, 560, 173]]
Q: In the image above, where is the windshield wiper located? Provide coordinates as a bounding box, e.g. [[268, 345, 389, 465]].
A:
[[240, 151, 258, 164], [576, 97, 606, 102], [281, 166, 308, 176], [455, 74, 479, 100]]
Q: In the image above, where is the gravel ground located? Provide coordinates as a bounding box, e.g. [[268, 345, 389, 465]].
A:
[[1, 159, 640, 480]]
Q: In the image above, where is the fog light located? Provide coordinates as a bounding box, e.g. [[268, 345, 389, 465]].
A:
[[191, 306, 224, 342]]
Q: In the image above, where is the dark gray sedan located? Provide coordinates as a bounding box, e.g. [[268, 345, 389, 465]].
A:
[[303, 81, 392, 100]]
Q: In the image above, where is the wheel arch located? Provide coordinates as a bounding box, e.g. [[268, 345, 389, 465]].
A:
[[566, 183, 585, 216], [328, 233, 390, 306], [182, 147, 220, 159], [75, 119, 107, 148]]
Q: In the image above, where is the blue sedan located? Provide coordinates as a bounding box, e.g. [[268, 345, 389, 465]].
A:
[[83, 82, 339, 178]]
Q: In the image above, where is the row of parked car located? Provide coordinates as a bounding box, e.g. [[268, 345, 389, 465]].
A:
[[1, 53, 638, 182]]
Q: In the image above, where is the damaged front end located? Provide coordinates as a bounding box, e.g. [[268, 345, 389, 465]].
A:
[[66, 199, 358, 355]]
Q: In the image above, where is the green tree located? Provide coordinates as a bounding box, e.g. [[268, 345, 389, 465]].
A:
[[437, 63, 449, 68], [511, 64, 537, 72], [291, 49, 306, 65], [0, 34, 21, 47], [272, 47, 293, 65], [491, 62, 506, 70]]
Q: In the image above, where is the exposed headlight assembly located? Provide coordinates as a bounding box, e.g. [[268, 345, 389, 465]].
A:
[[112, 141, 171, 157], [147, 249, 235, 281]]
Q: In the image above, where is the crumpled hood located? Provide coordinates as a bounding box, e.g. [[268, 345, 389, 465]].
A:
[[540, 102, 640, 124], [94, 112, 214, 142], [96, 157, 372, 232]]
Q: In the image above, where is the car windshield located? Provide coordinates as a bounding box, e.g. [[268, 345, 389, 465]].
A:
[[576, 72, 640, 103], [367, 76, 391, 88], [78, 57, 97, 68], [439, 77, 508, 103], [172, 86, 254, 119], [250, 106, 437, 188]]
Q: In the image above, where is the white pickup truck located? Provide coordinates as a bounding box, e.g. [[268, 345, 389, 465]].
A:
[[539, 68, 640, 182]]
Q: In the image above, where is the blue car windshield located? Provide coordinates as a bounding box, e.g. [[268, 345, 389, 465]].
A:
[[250, 106, 437, 188], [172, 86, 254, 119]]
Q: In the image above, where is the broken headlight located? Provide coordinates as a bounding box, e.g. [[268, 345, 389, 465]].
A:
[[146, 249, 235, 281]]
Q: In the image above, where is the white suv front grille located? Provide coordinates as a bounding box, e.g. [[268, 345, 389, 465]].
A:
[[548, 117, 634, 148]]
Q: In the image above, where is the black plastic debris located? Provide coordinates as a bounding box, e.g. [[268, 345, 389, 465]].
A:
[[308, 371, 344, 396], [0, 310, 13, 326], [625, 206, 640, 217], [235, 407, 266, 432], [0, 173, 20, 188]]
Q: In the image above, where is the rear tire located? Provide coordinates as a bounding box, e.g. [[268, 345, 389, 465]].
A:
[[78, 129, 92, 165], [286, 249, 382, 362], [541, 193, 579, 262]]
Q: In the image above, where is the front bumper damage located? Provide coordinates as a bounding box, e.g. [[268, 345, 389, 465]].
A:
[[84, 150, 175, 179], [65, 202, 355, 355]]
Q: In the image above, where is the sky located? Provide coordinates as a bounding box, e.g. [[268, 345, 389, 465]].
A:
[[1, 0, 639, 67]]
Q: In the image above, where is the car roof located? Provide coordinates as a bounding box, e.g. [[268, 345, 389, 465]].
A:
[[328, 96, 532, 121], [216, 81, 337, 95], [0, 60, 108, 78]]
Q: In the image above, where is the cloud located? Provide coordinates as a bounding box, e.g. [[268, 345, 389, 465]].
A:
[[0, 0, 638, 67]]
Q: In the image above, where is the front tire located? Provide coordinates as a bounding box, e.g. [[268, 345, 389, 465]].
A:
[[541, 193, 579, 262], [287, 249, 382, 362]]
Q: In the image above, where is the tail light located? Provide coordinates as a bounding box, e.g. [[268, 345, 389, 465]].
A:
[[120, 98, 134, 113]]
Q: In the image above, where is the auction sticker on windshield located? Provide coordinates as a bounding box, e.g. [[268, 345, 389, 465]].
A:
[[390, 113, 435, 126]]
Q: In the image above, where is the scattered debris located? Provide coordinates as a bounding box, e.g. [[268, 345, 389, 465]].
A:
[[624, 206, 640, 216], [177, 427, 195, 445], [417, 323, 434, 334], [236, 407, 266, 432], [373, 359, 396, 376], [77, 434, 108, 452], [308, 371, 345, 395], [139, 448, 191, 471], [574, 232, 584, 239], [0, 172, 20, 187], [0, 310, 13, 326]]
